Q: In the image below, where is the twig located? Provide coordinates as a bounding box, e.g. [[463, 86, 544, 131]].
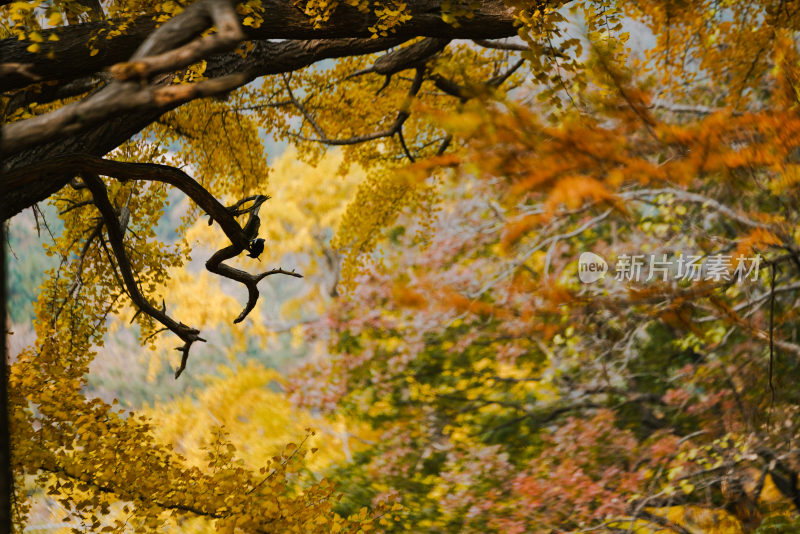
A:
[[284, 66, 424, 147]]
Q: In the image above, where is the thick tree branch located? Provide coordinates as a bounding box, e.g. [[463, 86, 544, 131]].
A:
[[4, 154, 248, 248], [4, 75, 108, 114], [2, 37, 413, 219], [2, 71, 252, 155], [111, 0, 244, 81], [348, 36, 449, 91], [0, 0, 516, 93], [2, 0, 245, 155], [472, 38, 530, 52], [0, 2, 518, 160]]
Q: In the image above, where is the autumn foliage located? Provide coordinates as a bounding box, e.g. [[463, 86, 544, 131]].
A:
[[5, 0, 800, 533]]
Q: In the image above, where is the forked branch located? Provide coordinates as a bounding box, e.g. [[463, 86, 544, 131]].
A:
[[44, 156, 302, 377]]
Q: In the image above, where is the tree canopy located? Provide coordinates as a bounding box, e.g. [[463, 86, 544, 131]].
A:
[[4, 0, 800, 532]]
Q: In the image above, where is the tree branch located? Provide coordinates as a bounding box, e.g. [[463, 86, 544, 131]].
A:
[[0, 0, 516, 93], [82, 171, 207, 377], [5, 154, 248, 248], [472, 38, 530, 52], [347, 37, 449, 87], [111, 0, 244, 81], [2, 0, 246, 155], [203, 194, 303, 325], [2, 37, 441, 218], [286, 66, 425, 146], [431, 57, 525, 101], [36, 156, 302, 377]]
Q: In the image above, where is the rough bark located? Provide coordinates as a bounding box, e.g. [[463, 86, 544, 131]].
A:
[[1, 36, 419, 219], [1, 1, 518, 220], [0, 0, 516, 92]]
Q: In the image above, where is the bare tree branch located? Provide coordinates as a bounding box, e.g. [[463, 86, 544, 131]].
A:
[[202, 194, 302, 328], [205, 244, 302, 325], [82, 171, 207, 376], [20, 155, 302, 377]]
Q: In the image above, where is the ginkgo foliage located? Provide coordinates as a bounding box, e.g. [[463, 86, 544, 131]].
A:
[[4, 0, 800, 533]]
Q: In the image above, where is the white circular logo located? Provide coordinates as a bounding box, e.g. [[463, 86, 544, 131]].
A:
[[578, 252, 608, 283]]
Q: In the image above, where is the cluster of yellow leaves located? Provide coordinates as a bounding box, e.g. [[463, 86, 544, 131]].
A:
[[8, 203, 380, 533], [274, 42, 515, 288], [236, 0, 265, 29], [128, 266, 270, 378], [147, 93, 271, 206], [624, 0, 800, 109], [294, 0, 411, 36], [259, 146, 364, 276], [369, 1, 411, 37], [10, 0, 800, 531], [144, 363, 352, 472], [1, 1, 63, 54], [333, 162, 440, 292], [112, 361, 377, 532], [6, 115, 381, 532]]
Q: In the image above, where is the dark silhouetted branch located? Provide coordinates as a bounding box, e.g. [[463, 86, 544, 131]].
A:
[[41, 157, 303, 377], [82, 172, 206, 377]]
